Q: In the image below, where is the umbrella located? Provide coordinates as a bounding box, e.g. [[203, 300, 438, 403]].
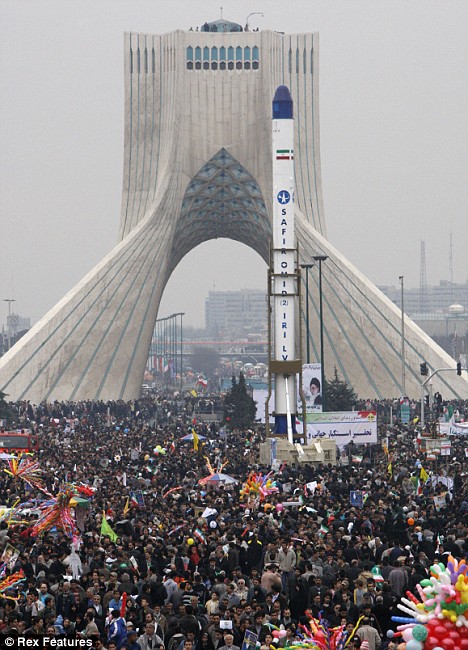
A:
[[199, 473, 238, 486], [69, 496, 90, 508], [180, 433, 206, 442]]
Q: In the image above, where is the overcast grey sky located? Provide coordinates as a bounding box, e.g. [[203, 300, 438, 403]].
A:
[[1, 0, 467, 328]]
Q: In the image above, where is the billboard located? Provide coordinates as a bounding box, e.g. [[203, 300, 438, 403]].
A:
[[253, 389, 274, 423], [303, 411, 377, 447], [297, 363, 322, 413]]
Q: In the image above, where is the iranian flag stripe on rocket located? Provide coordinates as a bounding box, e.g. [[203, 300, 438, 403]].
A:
[[276, 148, 294, 160]]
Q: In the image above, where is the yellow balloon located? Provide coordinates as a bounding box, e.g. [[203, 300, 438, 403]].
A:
[[187, 538, 194, 546], [144, 454, 150, 461]]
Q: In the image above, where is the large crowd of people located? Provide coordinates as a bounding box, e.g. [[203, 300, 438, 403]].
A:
[[0, 394, 467, 650]]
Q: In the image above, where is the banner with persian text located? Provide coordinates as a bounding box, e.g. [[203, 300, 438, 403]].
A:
[[304, 411, 377, 447]]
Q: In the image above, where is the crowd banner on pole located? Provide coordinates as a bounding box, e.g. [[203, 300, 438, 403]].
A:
[[350, 490, 364, 507], [241, 630, 258, 650], [440, 421, 468, 435], [297, 363, 323, 413], [303, 411, 378, 446]]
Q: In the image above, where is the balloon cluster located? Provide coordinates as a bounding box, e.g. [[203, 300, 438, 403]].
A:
[[153, 445, 166, 455], [0, 570, 26, 596], [29, 488, 79, 539], [388, 618, 468, 650], [289, 613, 352, 650], [240, 472, 278, 502], [387, 555, 468, 650], [271, 628, 287, 641], [3, 455, 46, 493]]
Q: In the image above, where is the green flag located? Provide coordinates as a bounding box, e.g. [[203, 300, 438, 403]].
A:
[[100, 513, 118, 542]]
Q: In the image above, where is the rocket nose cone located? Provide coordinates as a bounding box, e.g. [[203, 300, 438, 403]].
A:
[[272, 85, 293, 119]]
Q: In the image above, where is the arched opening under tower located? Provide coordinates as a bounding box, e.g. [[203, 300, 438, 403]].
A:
[[168, 148, 272, 275], [159, 240, 268, 328], [161, 149, 271, 329]]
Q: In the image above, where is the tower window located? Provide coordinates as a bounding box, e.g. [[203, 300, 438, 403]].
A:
[[211, 46, 218, 70], [252, 45, 259, 70], [236, 47, 243, 70], [244, 46, 251, 69], [186, 46, 193, 70]]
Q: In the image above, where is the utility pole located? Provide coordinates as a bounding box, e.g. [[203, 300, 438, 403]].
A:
[[313, 256, 328, 410], [2, 299, 16, 351], [300, 263, 314, 364]]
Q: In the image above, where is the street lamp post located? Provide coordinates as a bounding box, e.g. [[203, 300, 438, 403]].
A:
[[313, 256, 328, 410], [399, 275, 406, 396], [300, 264, 314, 364], [245, 12, 264, 31], [172, 312, 185, 389], [180, 312, 184, 389]]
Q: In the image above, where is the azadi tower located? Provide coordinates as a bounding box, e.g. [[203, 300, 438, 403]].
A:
[[1, 20, 466, 402]]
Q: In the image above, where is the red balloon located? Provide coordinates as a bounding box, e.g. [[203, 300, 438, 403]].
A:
[[460, 639, 468, 649], [442, 640, 456, 650], [426, 618, 439, 631], [434, 625, 447, 638]]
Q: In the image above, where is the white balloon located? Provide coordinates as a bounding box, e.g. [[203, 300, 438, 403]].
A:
[[402, 628, 413, 642]]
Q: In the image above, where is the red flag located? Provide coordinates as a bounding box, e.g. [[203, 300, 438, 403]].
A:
[[121, 592, 127, 618]]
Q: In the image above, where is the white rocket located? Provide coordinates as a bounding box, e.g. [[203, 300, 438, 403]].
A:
[[271, 85, 299, 443]]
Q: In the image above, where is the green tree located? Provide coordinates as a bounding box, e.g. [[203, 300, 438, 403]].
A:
[[190, 346, 220, 378], [324, 367, 358, 411], [222, 372, 257, 429]]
